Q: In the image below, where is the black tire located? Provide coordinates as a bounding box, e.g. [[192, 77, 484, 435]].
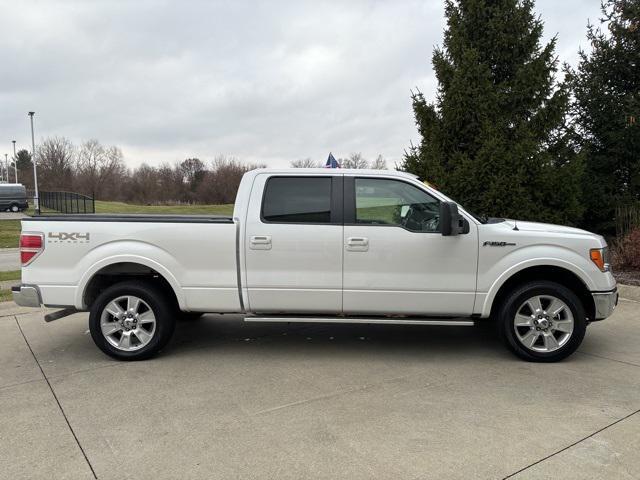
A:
[[89, 281, 177, 360], [497, 281, 586, 362], [10, 203, 20, 213]]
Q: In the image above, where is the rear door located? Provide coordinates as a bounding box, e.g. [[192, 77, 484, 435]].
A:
[[244, 173, 343, 313]]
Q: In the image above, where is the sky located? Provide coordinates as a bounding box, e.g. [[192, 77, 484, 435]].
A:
[[0, 0, 602, 169]]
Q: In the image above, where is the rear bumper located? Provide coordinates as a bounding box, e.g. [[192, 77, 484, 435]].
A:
[[11, 285, 42, 308], [592, 288, 618, 320]]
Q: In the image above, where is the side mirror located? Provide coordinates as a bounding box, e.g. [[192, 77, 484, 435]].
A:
[[440, 201, 469, 236]]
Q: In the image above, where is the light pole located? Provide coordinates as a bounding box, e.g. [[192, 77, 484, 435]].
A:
[[4, 154, 7, 183], [28, 112, 39, 212], [12, 140, 18, 183]]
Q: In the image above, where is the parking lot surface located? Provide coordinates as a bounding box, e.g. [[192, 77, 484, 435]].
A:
[[1, 292, 639, 480]]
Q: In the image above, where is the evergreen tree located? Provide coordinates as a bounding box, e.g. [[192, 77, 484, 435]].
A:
[[403, 0, 583, 225], [15, 149, 32, 170], [568, 0, 640, 234]]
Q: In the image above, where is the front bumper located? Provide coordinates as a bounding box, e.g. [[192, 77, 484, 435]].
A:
[[11, 285, 42, 308], [592, 288, 618, 320]]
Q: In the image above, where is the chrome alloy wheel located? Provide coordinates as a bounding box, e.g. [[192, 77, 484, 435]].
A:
[[513, 295, 574, 353], [100, 295, 156, 351]]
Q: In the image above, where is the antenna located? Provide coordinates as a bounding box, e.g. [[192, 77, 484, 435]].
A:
[[513, 219, 519, 231]]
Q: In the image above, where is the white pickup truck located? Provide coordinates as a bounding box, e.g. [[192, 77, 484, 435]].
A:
[[13, 168, 617, 362]]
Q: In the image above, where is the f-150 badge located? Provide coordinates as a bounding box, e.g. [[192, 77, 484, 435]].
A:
[[47, 232, 90, 243], [483, 241, 516, 247]]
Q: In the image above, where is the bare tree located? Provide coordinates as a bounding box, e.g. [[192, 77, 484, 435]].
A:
[[124, 163, 158, 204], [290, 158, 321, 168], [76, 139, 126, 198], [29, 135, 282, 206], [37, 136, 76, 190], [197, 156, 265, 204], [341, 152, 369, 169], [370, 154, 388, 170]]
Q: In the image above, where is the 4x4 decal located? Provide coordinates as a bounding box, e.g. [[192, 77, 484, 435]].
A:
[[47, 232, 90, 243]]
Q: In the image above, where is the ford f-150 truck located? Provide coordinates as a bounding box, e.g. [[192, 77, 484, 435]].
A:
[[12, 168, 618, 362]]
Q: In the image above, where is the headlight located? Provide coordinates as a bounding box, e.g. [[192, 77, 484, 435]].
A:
[[590, 247, 610, 272]]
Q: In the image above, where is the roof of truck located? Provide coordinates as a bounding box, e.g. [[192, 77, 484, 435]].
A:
[[248, 168, 419, 179]]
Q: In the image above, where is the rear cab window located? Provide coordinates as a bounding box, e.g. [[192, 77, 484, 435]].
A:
[[261, 176, 341, 224]]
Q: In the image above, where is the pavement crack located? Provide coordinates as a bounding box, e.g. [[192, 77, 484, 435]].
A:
[[251, 384, 375, 416], [619, 297, 639, 304], [577, 350, 640, 368], [502, 408, 640, 479], [0, 377, 44, 392], [14, 316, 98, 479]]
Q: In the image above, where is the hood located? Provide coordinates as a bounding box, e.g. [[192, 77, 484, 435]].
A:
[[504, 220, 595, 237]]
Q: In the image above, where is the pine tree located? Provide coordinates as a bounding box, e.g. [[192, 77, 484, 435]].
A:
[[403, 0, 583, 225], [568, 0, 640, 234]]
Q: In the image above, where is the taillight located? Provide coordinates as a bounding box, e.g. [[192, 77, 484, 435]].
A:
[[20, 233, 44, 266]]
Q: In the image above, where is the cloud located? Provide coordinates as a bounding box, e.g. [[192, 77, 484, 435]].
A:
[[0, 0, 601, 168]]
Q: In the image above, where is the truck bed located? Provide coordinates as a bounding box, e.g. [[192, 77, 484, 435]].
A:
[[20, 214, 240, 312]]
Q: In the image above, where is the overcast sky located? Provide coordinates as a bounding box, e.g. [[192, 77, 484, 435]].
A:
[[1, 0, 601, 168]]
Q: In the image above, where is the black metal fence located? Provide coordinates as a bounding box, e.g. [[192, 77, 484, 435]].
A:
[[39, 191, 95, 214]]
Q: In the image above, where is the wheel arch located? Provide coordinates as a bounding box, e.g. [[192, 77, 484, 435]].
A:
[[485, 265, 596, 321], [78, 257, 184, 311]]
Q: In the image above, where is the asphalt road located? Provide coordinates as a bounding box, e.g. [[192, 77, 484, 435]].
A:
[[1, 290, 639, 480]]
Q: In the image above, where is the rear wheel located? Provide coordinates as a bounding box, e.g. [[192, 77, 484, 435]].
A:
[[498, 281, 586, 362], [89, 281, 176, 360], [10, 203, 19, 212]]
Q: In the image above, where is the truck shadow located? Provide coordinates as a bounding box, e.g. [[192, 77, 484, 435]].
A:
[[168, 314, 510, 361]]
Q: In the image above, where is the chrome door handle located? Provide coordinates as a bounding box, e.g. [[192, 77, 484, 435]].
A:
[[346, 237, 369, 251], [250, 235, 272, 250], [347, 237, 368, 246]]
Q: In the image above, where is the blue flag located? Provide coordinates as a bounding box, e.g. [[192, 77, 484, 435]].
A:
[[325, 152, 340, 168]]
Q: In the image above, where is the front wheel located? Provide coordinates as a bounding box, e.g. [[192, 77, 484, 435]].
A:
[[498, 281, 586, 362], [10, 203, 20, 212], [89, 281, 177, 360]]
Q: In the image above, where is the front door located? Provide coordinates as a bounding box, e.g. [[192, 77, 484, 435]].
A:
[[245, 174, 343, 314], [343, 176, 478, 316]]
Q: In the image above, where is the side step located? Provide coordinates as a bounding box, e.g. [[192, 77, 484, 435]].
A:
[[244, 316, 474, 326]]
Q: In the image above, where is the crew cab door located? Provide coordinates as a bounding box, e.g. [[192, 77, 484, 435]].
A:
[[244, 174, 343, 313], [342, 176, 478, 316]]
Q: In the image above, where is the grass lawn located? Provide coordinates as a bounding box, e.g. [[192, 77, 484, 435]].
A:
[[94, 201, 234, 215], [0, 220, 21, 248], [0, 270, 20, 302], [0, 201, 234, 249], [0, 270, 20, 281]]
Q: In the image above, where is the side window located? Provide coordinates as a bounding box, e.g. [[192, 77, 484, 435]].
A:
[[355, 178, 441, 232], [262, 177, 332, 223]]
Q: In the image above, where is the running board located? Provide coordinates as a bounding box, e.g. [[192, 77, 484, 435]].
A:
[[243, 316, 474, 326]]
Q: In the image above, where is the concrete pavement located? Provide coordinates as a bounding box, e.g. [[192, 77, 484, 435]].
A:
[[0, 292, 639, 480], [0, 212, 27, 220]]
